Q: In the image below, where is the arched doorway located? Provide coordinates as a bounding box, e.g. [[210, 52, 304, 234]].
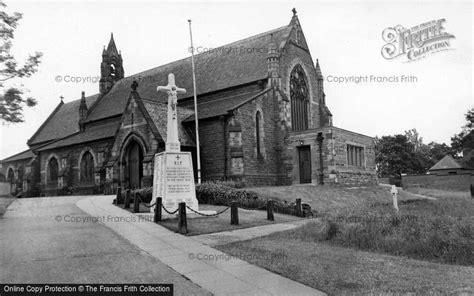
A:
[[123, 140, 143, 189]]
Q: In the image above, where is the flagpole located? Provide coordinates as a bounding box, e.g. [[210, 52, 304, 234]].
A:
[[188, 19, 201, 184]]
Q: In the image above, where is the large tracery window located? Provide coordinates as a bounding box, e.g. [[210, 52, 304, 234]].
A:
[[81, 151, 94, 181], [47, 158, 58, 183], [290, 64, 309, 131]]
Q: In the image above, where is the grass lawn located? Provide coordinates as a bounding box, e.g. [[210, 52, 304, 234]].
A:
[[120, 203, 302, 236], [405, 186, 472, 199], [214, 185, 474, 294], [216, 230, 474, 295], [249, 184, 425, 217]]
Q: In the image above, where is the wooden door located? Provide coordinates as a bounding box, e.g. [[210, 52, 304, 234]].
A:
[[298, 146, 312, 184], [128, 142, 142, 189]]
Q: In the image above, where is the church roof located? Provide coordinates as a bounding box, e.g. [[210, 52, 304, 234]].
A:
[[36, 122, 118, 151], [1, 148, 34, 163], [28, 94, 100, 146], [142, 100, 195, 146], [85, 25, 291, 123], [183, 88, 270, 122], [429, 155, 465, 171]]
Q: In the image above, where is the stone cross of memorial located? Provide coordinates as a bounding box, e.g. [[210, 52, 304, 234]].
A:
[[157, 73, 186, 152], [151, 73, 202, 215]]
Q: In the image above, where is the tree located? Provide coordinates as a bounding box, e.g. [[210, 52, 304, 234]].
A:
[[0, 1, 42, 123], [375, 135, 418, 177], [451, 108, 474, 157], [404, 128, 423, 152], [428, 142, 455, 162]]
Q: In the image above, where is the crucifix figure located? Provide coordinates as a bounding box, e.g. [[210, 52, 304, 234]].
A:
[[157, 73, 186, 152]]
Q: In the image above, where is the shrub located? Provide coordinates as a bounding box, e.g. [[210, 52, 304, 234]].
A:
[[195, 182, 301, 216], [131, 187, 153, 203]]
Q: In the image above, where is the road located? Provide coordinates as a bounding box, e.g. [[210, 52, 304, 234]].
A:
[[0, 196, 210, 296]]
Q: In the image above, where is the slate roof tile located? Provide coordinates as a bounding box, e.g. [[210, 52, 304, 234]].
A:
[[36, 122, 118, 151], [85, 26, 290, 123], [429, 155, 465, 171], [142, 100, 195, 146], [28, 95, 100, 146], [1, 149, 35, 162]]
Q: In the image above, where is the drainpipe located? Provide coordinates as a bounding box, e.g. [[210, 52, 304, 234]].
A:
[[316, 132, 324, 185], [221, 115, 228, 180]]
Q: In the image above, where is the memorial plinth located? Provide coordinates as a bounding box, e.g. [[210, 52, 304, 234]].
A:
[[151, 151, 198, 213]]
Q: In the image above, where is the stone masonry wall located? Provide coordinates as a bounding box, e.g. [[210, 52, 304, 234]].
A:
[[233, 91, 283, 185], [287, 127, 377, 186], [39, 138, 113, 196]]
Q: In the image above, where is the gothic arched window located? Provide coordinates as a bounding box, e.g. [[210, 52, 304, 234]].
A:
[[81, 151, 94, 181], [290, 64, 309, 131], [256, 111, 262, 155], [47, 158, 58, 183]]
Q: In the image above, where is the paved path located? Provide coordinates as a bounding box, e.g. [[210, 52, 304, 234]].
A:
[[0, 196, 16, 217], [0, 196, 209, 296], [77, 195, 326, 296], [192, 219, 314, 246]]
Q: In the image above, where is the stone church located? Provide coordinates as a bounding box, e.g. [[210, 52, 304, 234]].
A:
[[0, 11, 377, 196]]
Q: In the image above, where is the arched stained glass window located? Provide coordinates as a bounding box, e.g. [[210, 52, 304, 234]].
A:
[[48, 158, 58, 183], [81, 151, 94, 180], [290, 64, 309, 131]]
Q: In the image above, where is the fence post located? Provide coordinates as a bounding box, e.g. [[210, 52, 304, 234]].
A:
[[124, 189, 131, 209], [230, 202, 239, 225], [115, 187, 122, 205], [295, 198, 302, 217], [154, 197, 162, 223], [178, 202, 187, 234], [133, 193, 140, 213], [267, 199, 274, 221], [471, 184, 474, 198]]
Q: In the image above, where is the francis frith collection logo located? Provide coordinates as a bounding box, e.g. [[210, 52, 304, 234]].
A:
[[381, 19, 455, 62]]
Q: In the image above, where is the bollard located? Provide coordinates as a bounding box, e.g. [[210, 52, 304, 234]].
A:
[[471, 184, 474, 198], [154, 197, 162, 223], [230, 202, 239, 225], [295, 198, 303, 217], [116, 187, 123, 205], [124, 189, 131, 209], [133, 193, 140, 213], [267, 199, 274, 221], [178, 202, 187, 234]]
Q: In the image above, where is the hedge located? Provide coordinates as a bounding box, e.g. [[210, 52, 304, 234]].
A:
[[122, 182, 311, 217], [195, 182, 307, 217]]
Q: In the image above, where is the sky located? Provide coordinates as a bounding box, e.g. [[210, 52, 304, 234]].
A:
[[0, 0, 472, 159]]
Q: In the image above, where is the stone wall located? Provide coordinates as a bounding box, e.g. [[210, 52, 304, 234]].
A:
[[287, 126, 377, 186], [0, 157, 37, 196], [107, 96, 158, 189], [279, 39, 322, 130], [39, 139, 112, 196], [198, 118, 226, 181], [232, 90, 283, 185]]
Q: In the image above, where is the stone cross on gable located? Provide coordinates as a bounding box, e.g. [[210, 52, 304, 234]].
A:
[[157, 73, 186, 152]]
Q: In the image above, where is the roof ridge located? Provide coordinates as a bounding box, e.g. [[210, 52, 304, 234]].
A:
[[1, 148, 32, 162], [127, 25, 289, 80], [27, 100, 64, 146]]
